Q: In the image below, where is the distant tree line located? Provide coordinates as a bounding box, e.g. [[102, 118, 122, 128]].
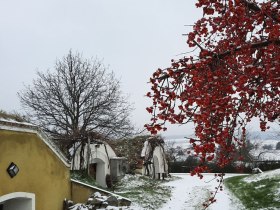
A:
[[169, 159, 280, 173]]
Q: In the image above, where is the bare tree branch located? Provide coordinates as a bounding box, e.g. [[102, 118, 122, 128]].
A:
[[19, 50, 134, 155]]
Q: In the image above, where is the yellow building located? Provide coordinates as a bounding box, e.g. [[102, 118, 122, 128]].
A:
[[0, 119, 131, 210], [0, 120, 71, 210]]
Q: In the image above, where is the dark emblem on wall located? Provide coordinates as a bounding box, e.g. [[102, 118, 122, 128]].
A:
[[7, 162, 19, 178]]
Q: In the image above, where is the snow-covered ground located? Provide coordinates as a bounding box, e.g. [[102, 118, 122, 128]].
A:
[[71, 171, 280, 210], [159, 173, 246, 210], [126, 165, 280, 209], [244, 168, 280, 183]]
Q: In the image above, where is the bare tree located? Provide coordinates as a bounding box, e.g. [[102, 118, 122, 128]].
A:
[[19, 51, 134, 157], [165, 140, 177, 162]]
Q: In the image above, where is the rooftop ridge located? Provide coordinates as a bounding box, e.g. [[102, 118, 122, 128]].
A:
[[0, 120, 70, 167]]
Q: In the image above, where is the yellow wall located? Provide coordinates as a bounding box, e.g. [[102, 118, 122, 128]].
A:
[[71, 180, 131, 206], [71, 181, 96, 203], [0, 130, 71, 210]]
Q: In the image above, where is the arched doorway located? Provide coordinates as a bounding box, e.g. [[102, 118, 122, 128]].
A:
[[0, 192, 35, 210], [90, 158, 106, 187]]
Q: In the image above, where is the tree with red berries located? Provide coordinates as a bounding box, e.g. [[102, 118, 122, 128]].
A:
[[145, 0, 280, 206]]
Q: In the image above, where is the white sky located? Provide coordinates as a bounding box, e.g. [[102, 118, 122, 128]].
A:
[[0, 0, 201, 136], [1, 0, 274, 138]]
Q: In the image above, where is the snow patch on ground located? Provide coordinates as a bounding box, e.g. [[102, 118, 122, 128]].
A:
[[160, 173, 246, 210], [117, 174, 145, 189], [244, 169, 280, 183], [71, 172, 277, 210], [276, 189, 280, 202]]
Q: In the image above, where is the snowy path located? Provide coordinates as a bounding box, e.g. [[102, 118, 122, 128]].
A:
[[160, 173, 246, 210]]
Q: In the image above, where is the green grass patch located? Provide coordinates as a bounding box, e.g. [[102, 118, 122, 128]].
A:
[[71, 171, 175, 209], [113, 174, 174, 209], [70, 170, 98, 186], [225, 174, 280, 209]]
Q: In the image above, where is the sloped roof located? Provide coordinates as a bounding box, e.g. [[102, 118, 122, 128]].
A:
[[0, 118, 70, 167]]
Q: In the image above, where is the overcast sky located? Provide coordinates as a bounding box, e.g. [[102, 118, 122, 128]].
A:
[[0, 0, 203, 137], [1, 0, 277, 139]]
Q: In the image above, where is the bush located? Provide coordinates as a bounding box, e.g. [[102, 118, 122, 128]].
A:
[[262, 144, 273, 150], [276, 142, 280, 150], [0, 110, 26, 122], [168, 159, 253, 173], [257, 161, 280, 171]]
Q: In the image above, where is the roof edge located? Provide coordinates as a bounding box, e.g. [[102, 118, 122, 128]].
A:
[[70, 179, 131, 202], [0, 120, 70, 167]]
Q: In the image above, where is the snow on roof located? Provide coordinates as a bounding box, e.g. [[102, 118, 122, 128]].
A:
[[0, 117, 34, 125], [0, 119, 70, 167]]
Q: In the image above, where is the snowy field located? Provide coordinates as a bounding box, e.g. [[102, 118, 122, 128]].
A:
[[128, 173, 246, 210], [158, 173, 246, 210], [73, 171, 280, 210]]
